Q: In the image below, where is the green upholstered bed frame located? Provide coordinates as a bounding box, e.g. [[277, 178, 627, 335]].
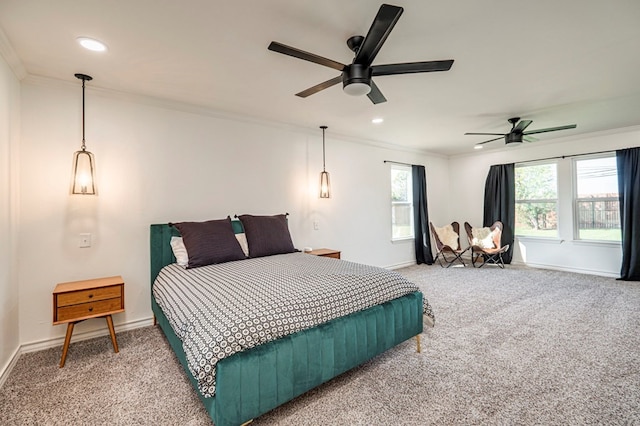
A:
[[150, 223, 424, 426]]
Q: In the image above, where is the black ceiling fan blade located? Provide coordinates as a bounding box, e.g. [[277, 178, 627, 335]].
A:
[[523, 124, 577, 135], [465, 132, 507, 136], [367, 80, 387, 104], [523, 135, 539, 142], [513, 119, 533, 132], [268, 41, 346, 71], [295, 75, 343, 98], [372, 60, 454, 76], [477, 136, 505, 145], [354, 4, 403, 67]]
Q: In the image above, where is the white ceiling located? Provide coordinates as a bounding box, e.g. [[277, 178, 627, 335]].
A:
[[1, 0, 640, 155]]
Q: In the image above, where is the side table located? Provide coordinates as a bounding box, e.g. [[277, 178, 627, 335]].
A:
[[306, 248, 341, 259], [53, 275, 125, 367]]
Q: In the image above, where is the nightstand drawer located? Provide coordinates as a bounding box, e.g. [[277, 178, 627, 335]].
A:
[[56, 285, 122, 307], [56, 298, 123, 322]]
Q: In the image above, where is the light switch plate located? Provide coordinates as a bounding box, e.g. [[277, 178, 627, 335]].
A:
[[79, 233, 91, 248]]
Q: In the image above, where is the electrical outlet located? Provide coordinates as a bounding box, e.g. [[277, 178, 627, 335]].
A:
[[79, 233, 91, 248], [313, 221, 319, 230]]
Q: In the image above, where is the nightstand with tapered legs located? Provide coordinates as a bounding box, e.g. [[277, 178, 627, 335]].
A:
[[53, 276, 125, 367]]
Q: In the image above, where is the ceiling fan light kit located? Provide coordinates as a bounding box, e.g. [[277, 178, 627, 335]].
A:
[[343, 82, 371, 96], [343, 64, 372, 96], [268, 4, 454, 104]]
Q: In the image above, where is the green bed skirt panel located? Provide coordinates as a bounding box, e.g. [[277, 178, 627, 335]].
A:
[[153, 292, 422, 426], [150, 224, 424, 426]]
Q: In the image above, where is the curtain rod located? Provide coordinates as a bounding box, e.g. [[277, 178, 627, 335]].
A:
[[517, 148, 626, 164], [384, 160, 413, 167]]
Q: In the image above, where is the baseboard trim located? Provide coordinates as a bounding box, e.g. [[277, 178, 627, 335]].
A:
[[0, 345, 21, 389], [386, 260, 417, 270], [19, 317, 155, 354], [512, 260, 619, 278]]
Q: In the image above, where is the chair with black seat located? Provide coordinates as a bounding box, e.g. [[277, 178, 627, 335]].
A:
[[463, 221, 510, 268], [429, 221, 467, 268]]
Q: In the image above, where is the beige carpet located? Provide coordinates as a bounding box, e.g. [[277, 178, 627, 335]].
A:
[[2, 264, 639, 425]]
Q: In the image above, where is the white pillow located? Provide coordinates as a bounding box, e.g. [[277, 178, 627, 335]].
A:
[[435, 224, 459, 249], [235, 233, 249, 258], [170, 236, 189, 267], [171, 233, 249, 266], [472, 227, 496, 249]]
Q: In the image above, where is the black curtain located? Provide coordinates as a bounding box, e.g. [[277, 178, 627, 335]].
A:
[[483, 164, 515, 263], [617, 147, 640, 281], [412, 165, 433, 265]]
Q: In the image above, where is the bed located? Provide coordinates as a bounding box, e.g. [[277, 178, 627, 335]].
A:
[[150, 217, 432, 426]]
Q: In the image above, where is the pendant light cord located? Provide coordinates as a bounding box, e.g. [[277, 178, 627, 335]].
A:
[[75, 73, 92, 152], [320, 125, 328, 172], [81, 78, 86, 151]]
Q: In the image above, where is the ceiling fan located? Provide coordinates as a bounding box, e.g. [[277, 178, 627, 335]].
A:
[[267, 3, 454, 104], [466, 117, 577, 148]]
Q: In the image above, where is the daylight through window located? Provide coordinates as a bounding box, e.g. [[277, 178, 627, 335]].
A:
[[574, 155, 620, 241], [515, 162, 558, 238], [391, 165, 414, 240]]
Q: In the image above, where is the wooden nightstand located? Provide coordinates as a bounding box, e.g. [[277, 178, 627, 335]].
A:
[[307, 248, 341, 259], [53, 275, 125, 367]]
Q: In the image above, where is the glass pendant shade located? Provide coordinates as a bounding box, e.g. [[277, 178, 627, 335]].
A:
[[71, 149, 97, 194], [319, 125, 331, 198], [320, 170, 330, 198], [71, 73, 97, 195]]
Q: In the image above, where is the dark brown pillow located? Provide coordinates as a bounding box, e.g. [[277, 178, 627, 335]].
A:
[[238, 214, 295, 258], [173, 217, 246, 268]]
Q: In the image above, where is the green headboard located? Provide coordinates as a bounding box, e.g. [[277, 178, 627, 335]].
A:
[[149, 220, 246, 285], [150, 224, 180, 285]]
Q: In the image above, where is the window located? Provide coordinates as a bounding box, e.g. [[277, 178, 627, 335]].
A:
[[574, 155, 620, 241], [391, 165, 414, 240], [515, 162, 558, 238]]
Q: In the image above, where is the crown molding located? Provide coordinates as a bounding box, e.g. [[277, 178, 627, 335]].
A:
[[0, 25, 27, 80], [21, 74, 442, 158]]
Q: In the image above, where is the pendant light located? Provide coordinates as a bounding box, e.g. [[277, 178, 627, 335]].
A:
[[70, 73, 97, 195], [319, 125, 331, 198]]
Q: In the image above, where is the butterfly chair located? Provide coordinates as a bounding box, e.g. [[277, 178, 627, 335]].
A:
[[429, 221, 468, 268], [463, 221, 510, 268]]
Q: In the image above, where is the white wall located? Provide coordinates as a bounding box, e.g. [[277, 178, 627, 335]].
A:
[[0, 53, 20, 380], [448, 128, 640, 276], [17, 78, 449, 347]]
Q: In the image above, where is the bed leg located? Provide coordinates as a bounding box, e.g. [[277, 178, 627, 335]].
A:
[[240, 420, 253, 426], [415, 335, 421, 353], [153, 315, 157, 326]]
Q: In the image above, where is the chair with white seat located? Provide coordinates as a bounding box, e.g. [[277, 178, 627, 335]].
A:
[[429, 221, 467, 268], [464, 221, 510, 268]]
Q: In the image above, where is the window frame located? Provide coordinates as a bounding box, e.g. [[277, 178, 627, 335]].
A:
[[572, 153, 621, 243], [390, 164, 414, 241], [514, 160, 559, 239]]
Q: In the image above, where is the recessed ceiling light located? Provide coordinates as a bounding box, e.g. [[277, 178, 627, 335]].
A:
[[372, 118, 384, 124], [77, 37, 107, 52], [474, 144, 483, 150]]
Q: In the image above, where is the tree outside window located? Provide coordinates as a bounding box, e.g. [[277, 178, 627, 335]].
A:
[[515, 163, 558, 237]]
